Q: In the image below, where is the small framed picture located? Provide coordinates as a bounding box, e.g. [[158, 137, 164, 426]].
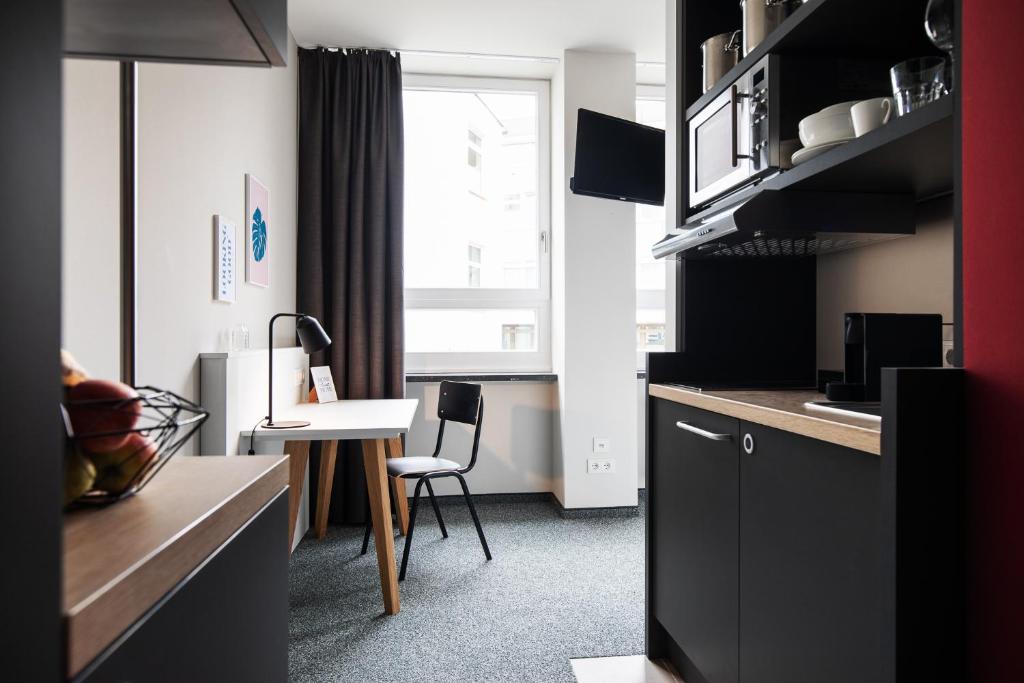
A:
[[310, 366, 338, 403], [245, 173, 270, 288], [213, 215, 235, 303]]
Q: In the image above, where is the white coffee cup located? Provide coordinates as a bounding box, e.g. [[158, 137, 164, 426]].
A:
[[851, 97, 894, 137]]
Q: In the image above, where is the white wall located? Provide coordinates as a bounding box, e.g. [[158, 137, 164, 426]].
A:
[[62, 38, 300, 456], [553, 50, 639, 509], [636, 0, 681, 492], [637, 376, 647, 488], [402, 381, 556, 497], [136, 39, 299, 440], [550, 63, 567, 504], [62, 60, 120, 380], [816, 197, 954, 369]]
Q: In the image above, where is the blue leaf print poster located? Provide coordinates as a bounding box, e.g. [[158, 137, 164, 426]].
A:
[[251, 208, 267, 262], [245, 173, 270, 287]]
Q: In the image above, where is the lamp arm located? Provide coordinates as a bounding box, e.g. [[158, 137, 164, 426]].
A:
[[266, 313, 308, 426]]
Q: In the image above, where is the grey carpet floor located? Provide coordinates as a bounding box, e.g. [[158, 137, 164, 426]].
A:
[[288, 499, 644, 682]]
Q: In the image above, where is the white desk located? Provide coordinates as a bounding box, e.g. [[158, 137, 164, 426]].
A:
[[247, 399, 418, 615]]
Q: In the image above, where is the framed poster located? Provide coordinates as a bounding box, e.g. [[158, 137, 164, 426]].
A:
[[310, 366, 338, 403], [245, 173, 270, 287], [213, 215, 236, 303]]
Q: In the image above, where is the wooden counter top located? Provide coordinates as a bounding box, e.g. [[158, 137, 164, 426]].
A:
[[63, 455, 288, 678], [649, 384, 881, 455]]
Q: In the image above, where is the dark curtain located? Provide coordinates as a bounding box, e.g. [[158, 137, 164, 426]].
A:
[[297, 48, 404, 524]]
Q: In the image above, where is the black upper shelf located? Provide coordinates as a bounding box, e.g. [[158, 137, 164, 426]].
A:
[[686, 0, 941, 118], [765, 95, 954, 198]]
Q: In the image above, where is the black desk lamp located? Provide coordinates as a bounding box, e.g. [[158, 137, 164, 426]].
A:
[[263, 313, 331, 429]]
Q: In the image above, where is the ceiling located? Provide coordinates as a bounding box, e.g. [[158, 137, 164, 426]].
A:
[[288, 0, 666, 81]]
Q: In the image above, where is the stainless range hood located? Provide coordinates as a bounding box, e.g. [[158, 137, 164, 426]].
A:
[[653, 189, 915, 259]]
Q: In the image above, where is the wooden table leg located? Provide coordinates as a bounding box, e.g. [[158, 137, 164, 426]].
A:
[[362, 438, 400, 615], [284, 440, 311, 553], [385, 437, 410, 536], [314, 440, 338, 540]]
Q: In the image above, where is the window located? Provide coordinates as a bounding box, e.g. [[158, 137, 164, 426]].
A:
[[468, 243, 482, 287], [403, 75, 551, 372], [636, 87, 668, 366]]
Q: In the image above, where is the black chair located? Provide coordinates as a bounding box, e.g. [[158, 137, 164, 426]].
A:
[[362, 381, 492, 580]]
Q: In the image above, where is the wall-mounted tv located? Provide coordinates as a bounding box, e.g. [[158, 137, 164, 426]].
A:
[[569, 108, 665, 206]]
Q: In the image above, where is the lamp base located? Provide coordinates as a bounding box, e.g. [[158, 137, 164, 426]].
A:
[[263, 420, 311, 429]]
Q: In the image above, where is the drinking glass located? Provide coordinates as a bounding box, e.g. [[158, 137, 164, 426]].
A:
[[230, 324, 250, 352], [925, 0, 955, 90], [890, 57, 947, 116]]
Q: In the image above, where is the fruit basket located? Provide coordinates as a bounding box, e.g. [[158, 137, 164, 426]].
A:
[[62, 386, 209, 505]]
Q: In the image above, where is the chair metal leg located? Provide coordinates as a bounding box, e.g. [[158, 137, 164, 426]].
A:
[[454, 473, 492, 561], [425, 479, 448, 538], [399, 478, 427, 582]]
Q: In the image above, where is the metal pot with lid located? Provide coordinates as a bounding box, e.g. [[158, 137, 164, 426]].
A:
[[700, 30, 741, 93], [741, 0, 805, 56]]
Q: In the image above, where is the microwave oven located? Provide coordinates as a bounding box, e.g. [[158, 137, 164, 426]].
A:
[[688, 54, 780, 210]]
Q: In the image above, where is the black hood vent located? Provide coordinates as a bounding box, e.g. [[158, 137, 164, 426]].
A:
[[653, 189, 915, 260]]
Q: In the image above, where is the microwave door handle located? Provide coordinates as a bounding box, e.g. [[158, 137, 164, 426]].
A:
[[731, 85, 752, 168]]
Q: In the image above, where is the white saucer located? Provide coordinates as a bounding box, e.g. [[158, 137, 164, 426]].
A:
[[790, 138, 853, 166]]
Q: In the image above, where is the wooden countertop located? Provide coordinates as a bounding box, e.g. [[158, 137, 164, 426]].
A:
[[63, 455, 289, 678], [649, 384, 881, 455]]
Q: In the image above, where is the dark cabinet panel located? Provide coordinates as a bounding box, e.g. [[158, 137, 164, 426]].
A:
[[64, 0, 288, 66], [76, 492, 289, 683], [651, 399, 740, 683], [1, 3, 64, 681], [738, 422, 882, 683]]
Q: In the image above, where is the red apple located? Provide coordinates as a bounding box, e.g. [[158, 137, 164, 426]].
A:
[[86, 432, 159, 495], [67, 379, 141, 451]]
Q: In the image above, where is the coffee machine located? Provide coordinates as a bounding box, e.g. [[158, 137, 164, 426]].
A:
[[825, 313, 943, 402]]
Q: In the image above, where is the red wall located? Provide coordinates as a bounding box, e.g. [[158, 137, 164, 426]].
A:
[[962, 1, 1024, 679]]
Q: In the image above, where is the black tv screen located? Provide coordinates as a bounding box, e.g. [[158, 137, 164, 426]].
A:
[[570, 108, 665, 206]]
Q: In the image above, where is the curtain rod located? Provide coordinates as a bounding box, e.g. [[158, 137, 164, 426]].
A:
[[307, 44, 664, 67], [308, 45, 559, 64]]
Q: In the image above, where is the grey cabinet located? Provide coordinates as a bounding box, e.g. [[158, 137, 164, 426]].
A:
[[648, 398, 883, 683], [650, 399, 740, 683], [74, 493, 289, 683], [738, 421, 882, 683]]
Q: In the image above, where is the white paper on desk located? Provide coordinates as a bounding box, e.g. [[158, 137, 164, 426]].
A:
[[310, 366, 338, 403]]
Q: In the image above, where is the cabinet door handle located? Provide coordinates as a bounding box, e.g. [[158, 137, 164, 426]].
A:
[[676, 421, 733, 441]]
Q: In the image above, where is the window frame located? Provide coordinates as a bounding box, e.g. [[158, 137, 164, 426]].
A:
[[402, 74, 552, 373], [636, 84, 668, 369]]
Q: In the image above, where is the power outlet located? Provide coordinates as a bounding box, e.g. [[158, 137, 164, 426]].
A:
[[592, 437, 610, 453], [587, 458, 616, 474]]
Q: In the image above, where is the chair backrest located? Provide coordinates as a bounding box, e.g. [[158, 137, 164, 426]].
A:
[[433, 381, 483, 471], [437, 381, 481, 425]]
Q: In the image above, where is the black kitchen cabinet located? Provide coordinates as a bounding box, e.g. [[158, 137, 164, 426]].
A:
[[651, 399, 740, 683], [738, 421, 882, 683], [646, 370, 965, 683], [73, 493, 289, 683], [648, 397, 884, 683]]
